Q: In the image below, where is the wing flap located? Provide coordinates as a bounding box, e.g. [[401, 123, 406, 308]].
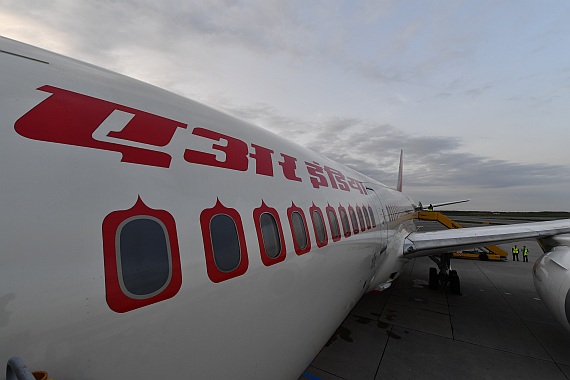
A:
[[403, 219, 570, 258]]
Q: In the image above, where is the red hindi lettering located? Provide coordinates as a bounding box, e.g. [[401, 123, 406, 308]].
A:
[[278, 154, 302, 182], [323, 166, 350, 191], [184, 128, 249, 171], [15, 85, 187, 168], [305, 161, 328, 189], [348, 177, 367, 194], [249, 144, 274, 177]]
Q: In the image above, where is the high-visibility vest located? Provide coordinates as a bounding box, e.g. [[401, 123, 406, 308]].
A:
[[523, 248, 528, 256], [512, 247, 519, 254]]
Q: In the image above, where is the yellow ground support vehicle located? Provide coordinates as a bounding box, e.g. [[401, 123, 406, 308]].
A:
[[416, 211, 508, 261]]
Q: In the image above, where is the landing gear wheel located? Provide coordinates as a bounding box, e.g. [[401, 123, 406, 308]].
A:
[[429, 267, 438, 289], [429, 254, 461, 295], [449, 270, 461, 295]]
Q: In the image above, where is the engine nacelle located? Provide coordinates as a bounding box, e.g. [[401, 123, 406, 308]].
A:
[[533, 246, 570, 332]]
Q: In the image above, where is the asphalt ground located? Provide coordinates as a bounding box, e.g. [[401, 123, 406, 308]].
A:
[[300, 219, 570, 380]]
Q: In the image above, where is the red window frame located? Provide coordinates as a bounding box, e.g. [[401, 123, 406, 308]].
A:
[[287, 202, 311, 255], [309, 203, 328, 248], [338, 205, 351, 238], [326, 204, 342, 242], [356, 205, 366, 232], [253, 201, 286, 266], [200, 199, 249, 283], [102, 197, 182, 313], [348, 205, 359, 234], [362, 205, 372, 230], [368, 205, 377, 228]]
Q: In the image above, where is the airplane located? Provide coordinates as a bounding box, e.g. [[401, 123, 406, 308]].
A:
[[1, 36, 569, 379]]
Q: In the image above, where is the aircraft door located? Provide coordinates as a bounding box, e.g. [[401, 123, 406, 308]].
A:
[[366, 187, 388, 254]]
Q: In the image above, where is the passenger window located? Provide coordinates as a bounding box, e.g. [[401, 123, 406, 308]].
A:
[[362, 207, 371, 230], [102, 197, 182, 313], [292, 212, 308, 249], [210, 214, 241, 272], [338, 206, 351, 238], [254, 202, 286, 266], [310, 204, 328, 248], [201, 200, 248, 283], [348, 206, 359, 234], [287, 203, 311, 255], [326, 205, 341, 242], [260, 213, 282, 258], [118, 217, 171, 297], [356, 206, 366, 232], [368, 206, 377, 228]]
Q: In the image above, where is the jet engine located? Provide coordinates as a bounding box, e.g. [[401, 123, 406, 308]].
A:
[[533, 246, 570, 332]]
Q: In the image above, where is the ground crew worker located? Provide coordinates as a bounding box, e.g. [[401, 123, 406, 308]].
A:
[[522, 246, 529, 262], [427, 204, 434, 212], [512, 245, 519, 261]]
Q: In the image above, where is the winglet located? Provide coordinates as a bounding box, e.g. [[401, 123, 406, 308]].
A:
[[396, 149, 403, 192]]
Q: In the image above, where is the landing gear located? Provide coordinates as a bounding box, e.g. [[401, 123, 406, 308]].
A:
[[429, 267, 438, 290], [429, 253, 461, 295], [449, 270, 460, 295]]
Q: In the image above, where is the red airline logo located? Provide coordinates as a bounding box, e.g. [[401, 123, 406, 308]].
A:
[[15, 85, 187, 168], [15, 85, 367, 195]]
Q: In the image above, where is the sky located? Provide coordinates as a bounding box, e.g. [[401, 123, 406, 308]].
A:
[[1, 0, 569, 211]]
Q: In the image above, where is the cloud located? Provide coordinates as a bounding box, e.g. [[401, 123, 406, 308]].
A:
[[464, 83, 494, 98], [0, 1, 471, 88], [216, 102, 570, 211], [2, 1, 569, 211]]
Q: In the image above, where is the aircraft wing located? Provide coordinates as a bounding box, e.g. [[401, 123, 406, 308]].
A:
[[403, 219, 570, 258]]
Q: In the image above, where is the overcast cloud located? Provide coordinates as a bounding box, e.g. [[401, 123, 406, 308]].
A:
[[1, 1, 569, 211]]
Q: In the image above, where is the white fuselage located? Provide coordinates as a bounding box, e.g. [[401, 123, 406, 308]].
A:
[[0, 37, 416, 379]]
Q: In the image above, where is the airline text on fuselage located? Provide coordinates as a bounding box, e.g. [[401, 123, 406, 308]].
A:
[[15, 85, 367, 195]]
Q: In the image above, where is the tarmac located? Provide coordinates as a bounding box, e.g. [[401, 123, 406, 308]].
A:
[[301, 218, 570, 380]]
